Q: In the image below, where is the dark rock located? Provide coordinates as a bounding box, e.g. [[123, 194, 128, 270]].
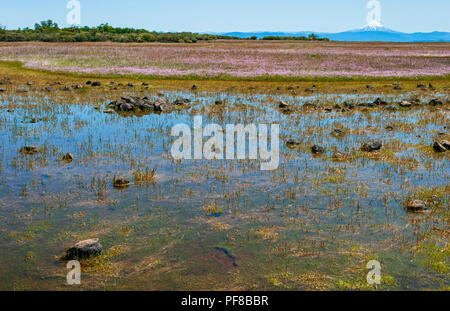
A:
[[192, 84, 198, 90], [62, 86, 70, 91], [173, 98, 191, 105], [44, 87, 54, 92], [311, 145, 325, 154], [417, 83, 426, 88], [86, 81, 92, 85], [141, 82, 149, 86], [331, 129, 345, 137], [361, 141, 382, 152], [91, 81, 101, 87], [385, 125, 394, 131], [0, 88, 5, 92], [62, 153, 74, 162], [399, 100, 412, 108], [428, 99, 443, 106], [279, 101, 289, 108], [433, 142, 447, 152], [405, 200, 428, 212], [215, 100, 224, 105], [305, 88, 314, 92], [113, 176, 130, 188], [286, 139, 301, 147], [373, 98, 387, 105], [127, 83, 134, 87], [19, 146, 40, 155], [440, 140, 450, 150], [366, 85, 374, 89], [63, 238, 102, 260], [394, 85, 402, 90]]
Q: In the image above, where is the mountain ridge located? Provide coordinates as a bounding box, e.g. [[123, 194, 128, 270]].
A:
[[215, 27, 450, 42]]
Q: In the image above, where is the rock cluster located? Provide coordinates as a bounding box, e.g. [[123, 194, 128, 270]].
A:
[[107, 96, 191, 113]]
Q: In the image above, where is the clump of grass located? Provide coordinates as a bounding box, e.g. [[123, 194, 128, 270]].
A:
[[133, 167, 156, 186], [202, 203, 224, 216]]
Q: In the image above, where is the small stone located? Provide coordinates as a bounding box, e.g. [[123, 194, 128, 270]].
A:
[[428, 99, 443, 106], [286, 139, 301, 147], [86, 81, 92, 85], [113, 176, 130, 188], [91, 81, 101, 87], [192, 84, 198, 90], [366, 85, 374, 89], [44, 87, 54, 92], [405, 200, 428, 212], [361, 141, 382, 152], [331, 129, 345, 137], [433, 142, 447, 152], [63, 238, 102, 260], [103, 109, 114, 114], [215, 100, 224, 105], [19, 146, 40, 155], [440, 140, 450, 150], [311, 145, 325, 154], [62, 153, 74, 162], [385, 125, 394, 131], [279, 101, 289, 108], [399, 100, 412, 108]]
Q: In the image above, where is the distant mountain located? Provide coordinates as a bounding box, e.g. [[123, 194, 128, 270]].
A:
[[217, 27, 450, 42]]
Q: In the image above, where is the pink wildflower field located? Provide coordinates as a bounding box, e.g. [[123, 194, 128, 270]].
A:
[[1, 40, 449, 78]]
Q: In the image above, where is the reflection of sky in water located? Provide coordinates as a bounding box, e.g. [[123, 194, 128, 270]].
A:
[[0, 92, 448, 290]]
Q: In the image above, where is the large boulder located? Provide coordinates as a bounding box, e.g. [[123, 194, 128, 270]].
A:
[[63, 238, 102, 260]]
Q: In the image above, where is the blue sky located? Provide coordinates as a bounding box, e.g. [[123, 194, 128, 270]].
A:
[[1, 0, 449, 33]]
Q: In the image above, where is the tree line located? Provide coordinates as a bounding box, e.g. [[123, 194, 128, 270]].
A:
[[0, 21, 329, 43]]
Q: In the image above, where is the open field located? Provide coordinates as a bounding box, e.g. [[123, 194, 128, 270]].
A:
[[1, 41, 450, 80], [0, 56, 449, 290]]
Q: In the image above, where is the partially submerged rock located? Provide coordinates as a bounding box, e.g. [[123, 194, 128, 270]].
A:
[[286, 139, 301, 147], [405, 200, 428, 212], [311, 145, 325, 154], [361, 141, 382, 152], [440, 140, 450, 150], [62, 153, 74, 162], [428, 99, 443, 106], [113, 176, 131, 188], [433, 141, 447, 152], [108, 96, 191, 114], [62, 238, 102, 260], [279, 101, 289, 109], [19, 146, 40, 155], [399, 100, 412, 108]]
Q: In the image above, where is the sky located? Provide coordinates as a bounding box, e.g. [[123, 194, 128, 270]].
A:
[[0, 0, 449, 33]]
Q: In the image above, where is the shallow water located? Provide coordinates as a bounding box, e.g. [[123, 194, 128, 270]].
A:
[[0, 91, 448, 290]]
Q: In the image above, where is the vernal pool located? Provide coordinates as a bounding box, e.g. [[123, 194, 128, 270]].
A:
[[0, 91, 448, 290]]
